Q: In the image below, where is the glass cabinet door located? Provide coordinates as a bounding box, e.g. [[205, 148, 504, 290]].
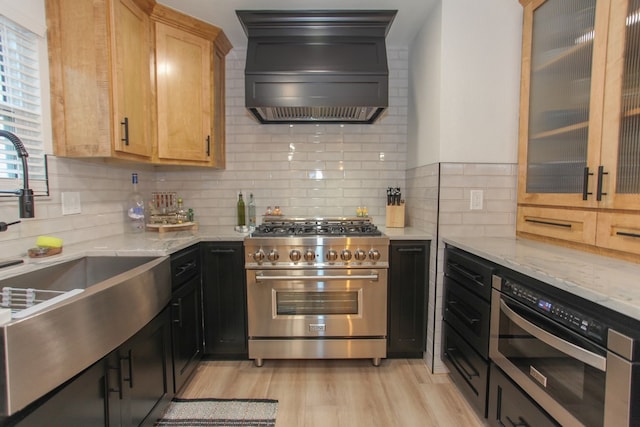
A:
[[524, 0, 599, 199], [601, 0, 640, 209]]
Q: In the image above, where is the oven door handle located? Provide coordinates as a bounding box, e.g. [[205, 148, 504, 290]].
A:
[[500, 299, 606, 371], [255, 273, 379, 282]]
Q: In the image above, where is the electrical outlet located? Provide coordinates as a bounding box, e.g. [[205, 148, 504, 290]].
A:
[[470, 190, 483, 210], [62, 192, 81, 215]]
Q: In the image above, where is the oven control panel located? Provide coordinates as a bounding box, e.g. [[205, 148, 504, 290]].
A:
[[244, 236, 389, 269], [502, 279, 607, 345]]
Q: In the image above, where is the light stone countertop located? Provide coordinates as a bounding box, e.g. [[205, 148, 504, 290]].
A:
[[0, 225, 432, 281], [380, 226, 433, 240], [442, 235, 640, 322]]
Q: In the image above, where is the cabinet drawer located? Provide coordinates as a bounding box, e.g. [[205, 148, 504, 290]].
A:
[[443, 279, 490, 359], [444, 247, 495, 301], [517, 205, 597, 245], [488, 364, 559, 427], [442, 323, 489, 418], [596, 212, 640, 256], [171, 244, 200, 289]]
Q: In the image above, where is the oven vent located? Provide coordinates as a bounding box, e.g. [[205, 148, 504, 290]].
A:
[[256, 106, 380, 122]]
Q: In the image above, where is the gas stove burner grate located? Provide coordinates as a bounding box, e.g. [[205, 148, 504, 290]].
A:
[[251, 216, 382, 237]]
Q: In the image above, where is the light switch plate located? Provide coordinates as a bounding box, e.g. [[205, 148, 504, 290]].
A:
[[470, 190, 483, 210], [62, 192, 81, 215]]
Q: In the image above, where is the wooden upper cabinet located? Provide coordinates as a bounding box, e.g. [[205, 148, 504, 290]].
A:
[[113, 0, 153, 158], [517, 0, 640, 259], [517, 0, 608, 208], [46, 0, 231, 167], [46, 0, 154, 160], [600, 0, 640, 210], [152, 5, 231, 167]]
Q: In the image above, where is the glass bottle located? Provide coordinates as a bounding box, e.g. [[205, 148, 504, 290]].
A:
[[176, 197, 186, 224], [237, 192, 246, 226], [248, 193, 256, 227], [127, 173, 145, 233]]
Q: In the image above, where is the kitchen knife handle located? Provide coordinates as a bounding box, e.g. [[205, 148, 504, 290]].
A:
[[582, 167, 593, 200]]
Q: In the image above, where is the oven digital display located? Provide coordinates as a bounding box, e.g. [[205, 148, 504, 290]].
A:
[[538, 299, 552, 312]]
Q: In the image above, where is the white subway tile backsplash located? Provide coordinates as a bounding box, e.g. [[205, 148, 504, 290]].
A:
[[406, 161, 517, 373]]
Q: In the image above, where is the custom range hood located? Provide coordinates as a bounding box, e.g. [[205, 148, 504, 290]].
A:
[[236, 10, 397, 124]]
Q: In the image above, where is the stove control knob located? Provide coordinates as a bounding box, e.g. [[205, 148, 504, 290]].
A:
[[267, 249, 280, 262], [253, 249, 265, 262], [369, 249, 381, 261], [326, 249, 338, 262], [354, 249, 367, 261], [340, 249, 352, 261], [304, 250, 316, 262], [289, 249, 302, 262]]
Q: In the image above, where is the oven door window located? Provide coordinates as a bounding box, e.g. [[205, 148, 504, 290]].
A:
[[496, 295, 606, 427], [276, 291, 359, 315]]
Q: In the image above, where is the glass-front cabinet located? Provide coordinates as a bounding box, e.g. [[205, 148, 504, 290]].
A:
[[517, 0, 640, 258]]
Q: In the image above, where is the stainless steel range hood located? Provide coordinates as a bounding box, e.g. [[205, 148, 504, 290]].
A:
[[236, 10, 397, 124]]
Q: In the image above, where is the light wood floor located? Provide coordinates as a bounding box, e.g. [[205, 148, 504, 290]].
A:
[[178, 359, 487, 427]]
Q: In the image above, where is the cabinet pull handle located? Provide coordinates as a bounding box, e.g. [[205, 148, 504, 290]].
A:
[[448, 263, 482, 282], [596, 166, 608, 201], [616, 231, 640, 238], [506, 416, 530, 427], [107, 363, 122, 400], [172, 298, 183, 326], [176, 261, 197, 277], [446, 347, 479, 381], [397, 247, 424, 253], [206, 135, 211, 156], [446, 300, 480, 326], [524, 218, 572, 229], [121, 117, 129, 146], [582, 167, 593, 200], [120, 350, 133, 389], [209, 248, 236, 254]]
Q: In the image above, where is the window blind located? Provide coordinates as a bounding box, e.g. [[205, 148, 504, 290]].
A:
[[0, 14, 48, 196]]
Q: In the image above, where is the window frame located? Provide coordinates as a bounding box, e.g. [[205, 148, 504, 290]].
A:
[[0, 4, 52, 198]]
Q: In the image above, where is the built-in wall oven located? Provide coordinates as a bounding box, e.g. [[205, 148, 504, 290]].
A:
[[244, 217, 389, 367], [491, 272, 640, 427]]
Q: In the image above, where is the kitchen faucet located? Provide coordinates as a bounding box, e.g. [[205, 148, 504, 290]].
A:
[[0, 130, 35, 223]]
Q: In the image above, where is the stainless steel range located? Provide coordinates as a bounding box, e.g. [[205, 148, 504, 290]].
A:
[[244, 217, 389, 367]]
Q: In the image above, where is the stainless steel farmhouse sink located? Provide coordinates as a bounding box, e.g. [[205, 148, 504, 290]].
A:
[[0, 255, 171, 416]]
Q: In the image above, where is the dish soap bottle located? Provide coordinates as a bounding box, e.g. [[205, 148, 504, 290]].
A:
[[237, 192, 246, 226], [248, 193, 256, 227], [127, 173, 145, 233]]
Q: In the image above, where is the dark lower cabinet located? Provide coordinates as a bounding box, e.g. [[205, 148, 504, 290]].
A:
[[201, 241, 247, 358], [171, 274, 202, 392], [387, 240, 430, 358], [2, 360, 108, 427], [3, 308, 173, 427], [107, 307, 174, 427], [170, 245, 203, 392], [442, 323, 489, 416], [442, 245, 495, 418], [487, 364, 559, 427]]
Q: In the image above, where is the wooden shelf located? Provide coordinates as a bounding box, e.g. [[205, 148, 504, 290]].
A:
[[146, 222, 198, 233]]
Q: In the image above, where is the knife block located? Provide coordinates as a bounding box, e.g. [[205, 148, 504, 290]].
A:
[[385, 205, 405, 228]]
